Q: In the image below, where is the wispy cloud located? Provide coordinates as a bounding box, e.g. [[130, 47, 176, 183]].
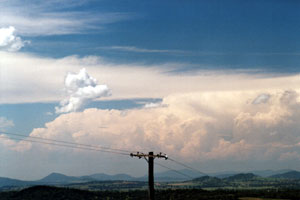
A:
[[105, 46, 186, 54], [104, 45, 300, 57], [0, 1, 133, 36]]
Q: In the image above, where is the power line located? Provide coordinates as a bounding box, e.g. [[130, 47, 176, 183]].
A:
[[168, 158, 206, 176], [161, 152, 205, 176], [0, 135, 129, 156], [1, 132, 205, 175], [0, 131, 133, 153], [0, 132, 203, 180], [0, 135, 128, 156], [155, 162, 193, 180], [0, 131, 201, 199], [0, 131, 131, 153]]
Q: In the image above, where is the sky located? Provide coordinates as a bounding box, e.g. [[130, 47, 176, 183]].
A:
[[1, 0, 300, 180]]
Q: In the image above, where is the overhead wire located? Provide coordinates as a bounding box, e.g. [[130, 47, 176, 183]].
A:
[[168, 157, 206, 176], [0, 131, 205, 178], [1, 132, 195, 179], [0, 131, 133, 153], [155, 162, 193, 180], [0, 134, 129, 156]]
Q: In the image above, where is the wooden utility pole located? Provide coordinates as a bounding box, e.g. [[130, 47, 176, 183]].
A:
[[130, 151, 168, 200], [148, 152, 154, 200]]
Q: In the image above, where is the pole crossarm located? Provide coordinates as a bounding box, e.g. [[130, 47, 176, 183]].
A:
[[130, 152, 168, 160]]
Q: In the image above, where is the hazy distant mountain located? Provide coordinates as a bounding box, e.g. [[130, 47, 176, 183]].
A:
[[191, 176, 228, 187], [192, 176, 222, 184], [135, 169, 205, 182], [0, 177, 32, 187], [156, 169, 205, 180], [208, 169, 293, 178], [0, 169, 299, 189], [88, 173, 134, 181], [38, 173, 83, 184], [250, 169, 292, 177], [38, 172, 136, 184], [270, 170, 300, 179], [208, 171, 239, 178], [38, 170, 200, 183], [225, 173, 259, 181]]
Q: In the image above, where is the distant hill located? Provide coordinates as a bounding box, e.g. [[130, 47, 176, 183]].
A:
[[134, 169, 204, 182], [208, 169, 293, 178], [87, 173, 134, 181], [39, 172, 136, 184], [193, 176, 221, 182], [155, 169, 205, 181], [209, 172, 238, 178], [225, 173, 259, 181], [1, 169, 300, 190], [191, 176, 227, 187], [38, 173, 84, 184], [14, 170, 202, 186], [270, 170, 300, 179], [188, 174, 265, 188], [0, 177, 32, 187], [250, 169, 292, 177]]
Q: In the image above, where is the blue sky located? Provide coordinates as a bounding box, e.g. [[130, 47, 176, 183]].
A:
[[0, 98, 161, 135], [1, 0, 300, 180], [22, 0, 300, 71]]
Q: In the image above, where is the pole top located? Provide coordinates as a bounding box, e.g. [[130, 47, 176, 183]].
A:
[[130, 151, 168, 160]]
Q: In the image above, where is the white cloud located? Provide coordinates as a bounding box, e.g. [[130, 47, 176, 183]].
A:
[[4, 90, 295, 166], [2, 89, 300, 176], [55, 68, 111, 113], [1, 52, 300, 104], [0, 26, 25, 51], [144, 102, 167, 109], [0, 135, 31, 152]]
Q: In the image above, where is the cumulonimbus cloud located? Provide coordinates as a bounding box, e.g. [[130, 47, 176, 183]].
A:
[[55, 68, 111, 113], [22, 90, 300, 165], [0, 26, 25, 51]]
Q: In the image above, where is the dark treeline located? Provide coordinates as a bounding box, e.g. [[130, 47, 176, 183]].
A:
[[0, 186, 300, 200]]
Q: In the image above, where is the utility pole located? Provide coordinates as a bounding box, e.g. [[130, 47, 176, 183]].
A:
[[130, 151, 168, 200], [148, 152, 154, 200]]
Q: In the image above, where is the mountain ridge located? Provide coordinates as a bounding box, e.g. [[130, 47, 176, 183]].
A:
[[0, 169, 299, 188], [270, 170, 300, 179]]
